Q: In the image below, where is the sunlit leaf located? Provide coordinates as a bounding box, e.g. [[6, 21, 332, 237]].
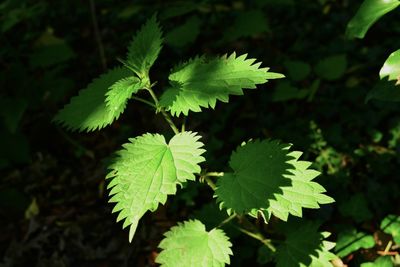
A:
[[380, 49, 400, 82], [346, 0, 400, 39], [160, 53, 284, 116], [107, 132, 205, 241], [156, 220, 233, 267]]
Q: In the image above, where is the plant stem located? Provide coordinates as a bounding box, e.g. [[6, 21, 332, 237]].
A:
[[181, 117, 186, 132], [89, 0, 107, 70], [204, 176, 216, 190], [56, 127, 94, 159], [204, 172, 224, 177], [146, 87, 159, 105], [132, 96, 157, 108], [202, 173, 277, 252], [234, 225, 276, 252], [146, 87, 180, 135], [144, 81, 277, 254], [384, 240, 392, 254], [218, 214, 236, 228], [161, 109, 180, 135]]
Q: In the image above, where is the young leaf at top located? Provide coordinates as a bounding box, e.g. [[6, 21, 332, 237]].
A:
[[346, 0, 400, 39], [126, 14, 163, 77], [380, 49, 400, 83], [54, 67, 133, 132], [156, 219, 233, 267], [215, 140, 333, 222], [275, 220, 337, 267], [107, 132, 205, 241], [160, 53, 284, 116]]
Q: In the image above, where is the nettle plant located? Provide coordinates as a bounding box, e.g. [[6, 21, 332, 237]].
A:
[[55, 16, 336, 266]]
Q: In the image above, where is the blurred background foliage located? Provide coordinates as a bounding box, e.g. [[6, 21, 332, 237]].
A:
[[0, 0, 399, 266]]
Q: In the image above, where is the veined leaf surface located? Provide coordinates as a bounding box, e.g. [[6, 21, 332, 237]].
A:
[[107, 132, 205, 241]]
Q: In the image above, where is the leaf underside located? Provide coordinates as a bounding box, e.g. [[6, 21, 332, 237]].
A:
[[160, 53, 284, 116], [215, 139, 334, 222], [156, 220, 233, 267], [107, 132, 205, 241], [54, 67, 134, 132]]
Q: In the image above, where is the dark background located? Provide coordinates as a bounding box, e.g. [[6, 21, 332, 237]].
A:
[[0, 0, 399, 266]]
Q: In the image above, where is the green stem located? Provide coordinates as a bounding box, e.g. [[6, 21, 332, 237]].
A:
[[161, 109, 180, 135], [146, 87, 159, 105], [234, 225, 276, 252], [132, 96, 156, 108], [89, 0, 107, 70], [204, 176, 216, 190], [181, 117, 186, 132], [204, 172, 224, 177], [218, 214, 236, 228], [384, 240, 392, 253], [202, 174, 277, 252], [56, 127, 94, 158], [143, 78, 277, 254], [146, 87, 180, 135]]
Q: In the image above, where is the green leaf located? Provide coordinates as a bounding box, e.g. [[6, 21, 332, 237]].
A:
[[105, 76, 144, 111], [107, 132, 205, 241], [30, 42, 75, 68], [338, 193, 372, 223], [275, 221, 337, 267], [346, 0, 400, 39], [361, 256, 393, 267], [257, 245, 274, 264], [156, 219, 233, 267], [380, 214, 400, 244], [380, 49, 400, 82], [165, 16, 201, 48], [126, 15, 163, 77], [366, 78, 400, 102], [0, 131, 30, 168], [272, 81, 309, 102], [223, 10, 269, 41], [160, 53, 284, 116], [335, 228, 375, 257], [160, 2, 198, 19], [54, 67, 132, 132], [215, 140, 333, 222], [315, 54, 347, 81], [192, 203, 240, 238], [283, 60, 311, 82], [0, 97, 27, 133]]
